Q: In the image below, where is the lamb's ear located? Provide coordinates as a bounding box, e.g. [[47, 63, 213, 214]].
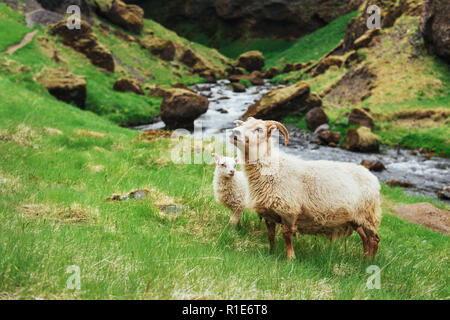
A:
[[266, 121, 290, 146], [233, 120, 244, 127], [212, 153, 220, 163], [234, 158, 239, 164]]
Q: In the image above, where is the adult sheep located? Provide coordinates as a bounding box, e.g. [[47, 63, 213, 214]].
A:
[[230, 117, 381, 260]]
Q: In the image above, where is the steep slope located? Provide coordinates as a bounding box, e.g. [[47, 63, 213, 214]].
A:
[[0, 1, 231, 126]]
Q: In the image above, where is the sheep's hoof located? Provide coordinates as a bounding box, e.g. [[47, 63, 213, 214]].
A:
[[287, 250, 296, 261]]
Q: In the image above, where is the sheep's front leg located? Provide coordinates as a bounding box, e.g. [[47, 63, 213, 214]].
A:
[[282, 224, 296, 260], [264, 219, 276, 252]]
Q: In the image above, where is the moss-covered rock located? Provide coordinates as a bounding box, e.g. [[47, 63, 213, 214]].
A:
[[237, 51, 265, 72], [140, 36, 175, 61], [154, 89, 209, 129], [113, 78, 144, 95], [34, 67, 86, 109], [348, 107, 375, 130], [51, 19, 114, 72], [344, 126, 380, 152], [90, 0, 144, 34], [241, 82, 321, 120]]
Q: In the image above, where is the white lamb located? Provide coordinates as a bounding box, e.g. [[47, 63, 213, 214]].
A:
[[230, 118, 382, 260], [212, 153, 249, 227]]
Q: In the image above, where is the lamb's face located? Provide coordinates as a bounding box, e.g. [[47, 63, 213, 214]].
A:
[[213, 154, 238, 177], [230, 117, 289, 162]]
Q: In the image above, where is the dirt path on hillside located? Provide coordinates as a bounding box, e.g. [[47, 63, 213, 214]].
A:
[[4, 29, 39, 55]]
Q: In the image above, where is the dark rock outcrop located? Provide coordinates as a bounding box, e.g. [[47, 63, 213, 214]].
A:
[[34, 67, 86, 108], [93, 0, 144, 34], [51, 19, 115, 72], [140, 36, 175, 61], [342, 0, 423, 53], [113, 78, 144, 95], [237, 51, 265, 72], [305, 107, 329, 132], [263, 67, 281, 79], [311, 56, 344, 76], [420, 0, 450, 63], [125, 0, 362, 41], [241, 82, 322, 120]]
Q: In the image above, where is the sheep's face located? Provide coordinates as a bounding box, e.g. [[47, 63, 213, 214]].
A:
[[213, 154, 238, 177], [230, 117, 289, 163]]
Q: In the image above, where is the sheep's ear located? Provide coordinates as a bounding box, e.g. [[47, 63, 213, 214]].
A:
[[233, 120, 244, 127], [234, 158, 239, 164], [212, 153, 220, 163]]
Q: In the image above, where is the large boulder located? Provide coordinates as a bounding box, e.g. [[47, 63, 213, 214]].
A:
[[113, 78, 144, 95], [34, 67, 86, 109], [93, 0, 144, 34], [140, 36, 175, 61], [51, 19, 114, 72], [158, 89, 209, 129], [305, 107, 329, 131], [392, 202, 449, 235], [237, 51, 265, 72], [241, 82, 322, 120], [420, 0, 450, 63], [348, 108, 375, 129], [232, 82, 246, 93], [344, 126, 380, 152]]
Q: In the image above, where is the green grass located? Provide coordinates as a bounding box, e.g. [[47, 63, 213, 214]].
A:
[[0, 3, 31, 52], [218, 11, 359, 69], [0, 72, 449, 299]]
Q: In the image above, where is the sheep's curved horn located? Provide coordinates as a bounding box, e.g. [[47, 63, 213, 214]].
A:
[[266, 121, 290, 146]]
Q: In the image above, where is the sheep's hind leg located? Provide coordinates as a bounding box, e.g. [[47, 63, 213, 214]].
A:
[[264, 219, 276, 253], [282, 224, 296, 260]]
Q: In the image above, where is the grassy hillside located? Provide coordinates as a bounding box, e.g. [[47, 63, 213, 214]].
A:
[[0, 3, 230, 127], [280, 16, 450, 156]]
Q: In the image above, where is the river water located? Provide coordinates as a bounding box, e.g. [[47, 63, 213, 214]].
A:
[[134, 80, 449, 202]]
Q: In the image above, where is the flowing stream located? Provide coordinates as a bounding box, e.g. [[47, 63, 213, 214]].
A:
[[134, 80, 449, 202]]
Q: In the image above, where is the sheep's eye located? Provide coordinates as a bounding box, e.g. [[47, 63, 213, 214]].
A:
[[221, 163, 226, 167]]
